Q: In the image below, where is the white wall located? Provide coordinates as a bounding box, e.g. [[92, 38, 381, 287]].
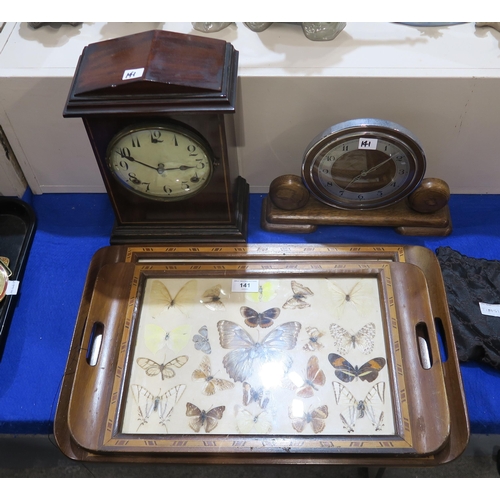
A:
[[0, 22, 499, 195]]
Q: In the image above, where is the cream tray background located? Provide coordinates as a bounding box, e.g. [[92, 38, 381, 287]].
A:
[[121, 275, 394, 437], [0, 22, 499, 197]]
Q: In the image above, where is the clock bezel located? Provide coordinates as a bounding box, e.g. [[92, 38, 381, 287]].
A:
[[302, 119, 427, 210]]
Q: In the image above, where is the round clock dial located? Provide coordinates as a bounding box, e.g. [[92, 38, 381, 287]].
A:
[[106, 123, 214, 201], [301, 119, 426, 210]]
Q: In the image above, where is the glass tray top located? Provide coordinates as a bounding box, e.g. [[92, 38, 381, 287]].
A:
[[121, 274, 394, 437]]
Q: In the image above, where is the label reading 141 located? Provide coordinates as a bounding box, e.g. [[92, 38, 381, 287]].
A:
[[358, 138, 378, 150], [232, 279, 259, 293]]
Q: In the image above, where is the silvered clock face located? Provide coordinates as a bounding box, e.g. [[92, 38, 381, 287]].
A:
[[301, 119, 426, 210], [106, 124, 213, 201]]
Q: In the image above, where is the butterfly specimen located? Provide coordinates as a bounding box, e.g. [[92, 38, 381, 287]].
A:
[[186, 402, 225, 433], [328, 354, 386, 383], [200, 285, 225, 311], [330, 322, 376, 355], [191, 355, 235, 396], [246, 281, 278, 303], [242, 382, 270, 409], [287, 355, 326, 398], [136, 355, 188, 380], [149, 279, 198, 317], [302, 326, 325, 351], [144, 323, 191, 353], [217, 320, 301, 382], [332, 381, 385, 433], [327, 279, 374, 318], [131, 384, 186, 431], [235, 405, 273, 434], [192, 325, 211, 354], [288, 404, 329, 434], [283, 281, 314, 309], [240, 306, 281, 328]]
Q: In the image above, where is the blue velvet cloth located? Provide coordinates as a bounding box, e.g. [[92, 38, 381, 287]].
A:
[[0, 192, 499, 434]]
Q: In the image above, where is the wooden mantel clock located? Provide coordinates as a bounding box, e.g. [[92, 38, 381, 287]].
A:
[[64, 30, 249, 244], [262, 118, 452, 236]]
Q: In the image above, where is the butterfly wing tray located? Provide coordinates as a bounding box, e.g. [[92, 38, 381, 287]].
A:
[[54, 244, 469, 466]]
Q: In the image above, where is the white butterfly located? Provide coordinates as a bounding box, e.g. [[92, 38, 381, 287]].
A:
[[192, 325, 211, 354], [332, 381, 385, 433], [200, 285, 225, 311], [131, 384, 186, 432], [217, 320, 301, 382], [234, 405, 273, 434], [327, 279, 374, 318], [149, 279, 198, 317], [330, 322, 376, 355]]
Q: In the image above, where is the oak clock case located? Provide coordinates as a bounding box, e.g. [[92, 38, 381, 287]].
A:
[[63, 30, 248, 244], [263, 119, 452, 236]]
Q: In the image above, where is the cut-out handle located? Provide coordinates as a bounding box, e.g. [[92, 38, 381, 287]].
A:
[[416, 322, 433, 370], [86, 322, 104, 367]]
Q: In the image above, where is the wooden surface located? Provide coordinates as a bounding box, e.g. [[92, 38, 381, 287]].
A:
[[63, 30, 248, 243], [54, 244, 469, 465], [263, 176, 452, 236]]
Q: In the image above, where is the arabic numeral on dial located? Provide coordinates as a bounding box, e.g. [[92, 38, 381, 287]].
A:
[[326, 155, 335, 162], [151, 131, 163, 143], [128, 173, 141, 185], [182, 182, 190, 191], [377, 191, 383, 197], [358, 194, 364, 200], [322, 168, 329, 175], [118, 160, 129, 170], [131, 136, 141, 148], [118, 147, 131, 158], [398, 168, 406, 175], [163, 186, 173, 195], [196, 159, 206, 169], [187, 145, 197, 156], [339, 190, 344, 196]]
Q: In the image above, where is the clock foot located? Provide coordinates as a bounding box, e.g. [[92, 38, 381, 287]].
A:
[[261, 196, 317, 233]]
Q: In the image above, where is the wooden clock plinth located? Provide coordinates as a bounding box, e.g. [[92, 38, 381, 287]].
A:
[[261, 175, 452, 236]]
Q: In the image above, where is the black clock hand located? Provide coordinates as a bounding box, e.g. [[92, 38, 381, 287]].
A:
[[343, 154, 394, 190], [119, 153, 160, 172]]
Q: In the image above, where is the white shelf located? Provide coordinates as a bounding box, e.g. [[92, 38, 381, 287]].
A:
[[1, 22, 500, 194]]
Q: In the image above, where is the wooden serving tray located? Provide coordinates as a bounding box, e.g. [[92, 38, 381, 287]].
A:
[[54, 245, 469, 466]]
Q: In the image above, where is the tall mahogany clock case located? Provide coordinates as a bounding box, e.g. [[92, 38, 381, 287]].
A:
[[64, 30, 248, 243]]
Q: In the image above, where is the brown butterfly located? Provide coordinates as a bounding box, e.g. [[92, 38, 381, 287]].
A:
[[289, 404, 329, 434], [186, 402, 225, 433], [200, 285, 225, 311], [240, 306, 281, 328], [149, 279, 198, 316], [332, 381, 385, 432], [288, 355, 326, 398], [191, 355, 235, 396], [136, 355, 189, 380], [328, 353, 386, 383], [283, 281, 314, 309], [330, 322, 376, 355], [302, 326, 325, 351]]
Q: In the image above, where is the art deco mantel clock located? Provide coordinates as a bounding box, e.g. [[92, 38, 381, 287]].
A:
[[64, 30, 249, 244], [262, 119, 452, 236]]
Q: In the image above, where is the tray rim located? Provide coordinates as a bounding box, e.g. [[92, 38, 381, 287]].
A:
[[54, 243, 469, 466]]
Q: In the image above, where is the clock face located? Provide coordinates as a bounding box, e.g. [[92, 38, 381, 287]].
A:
[[106, 124, 214, 201], [302, 119, 426, 210]]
